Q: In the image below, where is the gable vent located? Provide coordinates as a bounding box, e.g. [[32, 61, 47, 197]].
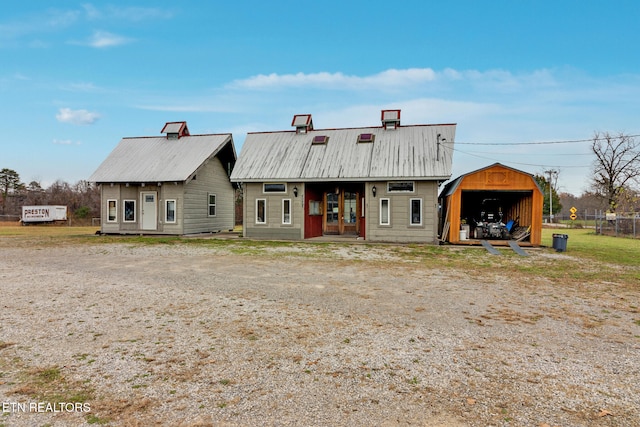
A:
[[292, 114, 313, 134], [161, 121, 190, 139], [381, 109, 401, 130]]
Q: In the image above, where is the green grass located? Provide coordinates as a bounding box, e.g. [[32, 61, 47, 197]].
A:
[[1, 224, 638, 286], [0, 224, 99, 238], [542, 228, 639, 266]]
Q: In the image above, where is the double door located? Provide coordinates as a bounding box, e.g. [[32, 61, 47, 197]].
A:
[[324, 189, 361, 235]]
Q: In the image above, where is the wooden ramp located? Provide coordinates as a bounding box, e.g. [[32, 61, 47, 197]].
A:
[[508, 240, 529, 256], [480, 240, 502, 255]]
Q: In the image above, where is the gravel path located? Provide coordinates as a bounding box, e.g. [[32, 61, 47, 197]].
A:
[[0, 242, 638, 426]]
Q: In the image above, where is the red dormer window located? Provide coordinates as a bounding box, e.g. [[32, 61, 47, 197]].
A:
[[357, 133, 375, 143], [312, 135, 329, 145]]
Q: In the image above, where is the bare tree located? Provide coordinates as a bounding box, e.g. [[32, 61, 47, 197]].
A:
[[590, 132, 640, 212]]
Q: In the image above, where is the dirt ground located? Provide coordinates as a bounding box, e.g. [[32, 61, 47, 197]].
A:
[[0, 240, 639, 426]]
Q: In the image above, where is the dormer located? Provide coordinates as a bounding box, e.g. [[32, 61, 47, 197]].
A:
[[381, 109, 401, 130], [292, 114, 313, 134], [161, 121, 190, 140]]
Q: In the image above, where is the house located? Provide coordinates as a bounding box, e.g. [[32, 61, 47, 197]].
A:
[[89, 121, 236, 235], [438, 163, 544, 246], [230, 110, 456, 243]]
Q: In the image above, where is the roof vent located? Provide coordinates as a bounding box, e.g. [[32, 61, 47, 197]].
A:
[[381, 109, 401, 130], [161, 121, 190, 139], [292, 114, 313, 134]]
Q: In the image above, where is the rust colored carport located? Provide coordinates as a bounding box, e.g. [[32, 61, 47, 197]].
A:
[[439, 163, 544, 246]]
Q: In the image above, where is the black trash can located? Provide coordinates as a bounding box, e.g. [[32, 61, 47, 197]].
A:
[[552, 233, 569, 252]]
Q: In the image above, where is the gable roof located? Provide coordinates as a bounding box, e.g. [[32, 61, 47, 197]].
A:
[[439, 162, 544, 198], [89, 133, 235, 183], [230, 123, 456, 182]]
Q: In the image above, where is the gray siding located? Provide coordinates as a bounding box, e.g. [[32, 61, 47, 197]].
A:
[[243, 182, 304, 240], [366, 181, 439, 243], [100, 183, 177, 234], [98, 157, 234, 235], [100, 184, 120, 234], [241, 180, 439, 243], [183, 156, 235, 234], [159, 183, 185, 235]]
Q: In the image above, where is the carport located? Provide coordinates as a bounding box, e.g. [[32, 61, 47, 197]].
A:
[[439, 163, 544, 246]]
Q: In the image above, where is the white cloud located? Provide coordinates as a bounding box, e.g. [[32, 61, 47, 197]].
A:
[[56, 108, 100, 125], [225, 67, 565, 97], [229, 68, 438, 90], [85, 30, 131, 48]]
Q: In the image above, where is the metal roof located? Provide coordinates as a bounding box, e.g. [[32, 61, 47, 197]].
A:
[[89, 134, 235, 183], [230, 124, 456, 182], [439, 163, 544, 198]]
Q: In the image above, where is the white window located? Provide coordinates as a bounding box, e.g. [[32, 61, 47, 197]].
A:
[[263, 183, 286, 193], [107, 200, 117, 222], [380, 198, 390, 225], [123, 200, 136, 222], [282, 199, 291, 224], [410, 198, 422, 226], [256, 199, 266, 224], [165, 199, 177, 223], [387, 181, 415, 192], [208, 193, 216, 217]]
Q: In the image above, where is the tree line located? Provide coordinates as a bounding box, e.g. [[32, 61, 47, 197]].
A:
[[0, 168, 100, 222]]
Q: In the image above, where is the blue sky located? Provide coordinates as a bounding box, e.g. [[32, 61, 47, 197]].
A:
[[2, 1, 639, 195]]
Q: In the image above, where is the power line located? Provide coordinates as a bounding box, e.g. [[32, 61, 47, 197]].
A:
[[459, 149, 592, 156], [447, 146, 591, 169], [453, 133, 640, 146]]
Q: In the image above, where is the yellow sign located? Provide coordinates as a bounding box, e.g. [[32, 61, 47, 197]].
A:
[[570, 214, 577, 220], [569, 206, 577, 214]]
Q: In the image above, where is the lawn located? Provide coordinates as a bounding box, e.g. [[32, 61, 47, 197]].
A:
[[1, 223, 638, 286], [541, 227, 639, 266]]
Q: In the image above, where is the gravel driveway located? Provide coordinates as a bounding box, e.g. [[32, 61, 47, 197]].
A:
[[0, 241, 638, 426]]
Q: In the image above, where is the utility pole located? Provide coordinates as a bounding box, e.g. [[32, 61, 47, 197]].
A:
[[545, 169, 558, 223]]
